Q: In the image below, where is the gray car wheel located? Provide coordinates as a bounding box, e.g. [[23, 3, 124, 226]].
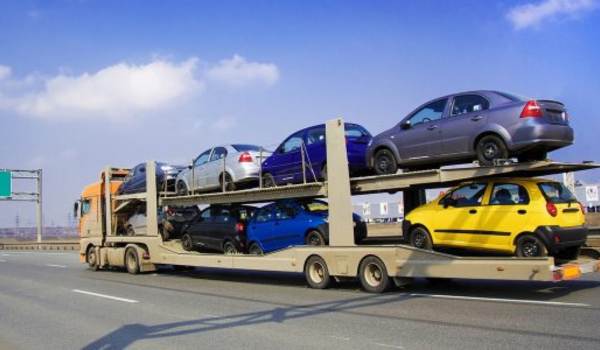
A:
[[374, 148, 398, 175], [176, 181, 188, 196], [476, 135, 508, 166]]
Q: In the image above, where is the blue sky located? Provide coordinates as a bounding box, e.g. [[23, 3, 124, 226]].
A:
[[1, 0, 599, 227]]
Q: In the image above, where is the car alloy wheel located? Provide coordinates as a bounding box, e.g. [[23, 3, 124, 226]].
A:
[[374, 149, 398, 175], [181, 234, 193, 251]]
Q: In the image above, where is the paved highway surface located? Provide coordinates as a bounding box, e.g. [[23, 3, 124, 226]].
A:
[[1, 251, 599, 350]]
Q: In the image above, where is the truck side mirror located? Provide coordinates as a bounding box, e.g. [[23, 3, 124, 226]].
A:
[[73, 201, 80, 218]]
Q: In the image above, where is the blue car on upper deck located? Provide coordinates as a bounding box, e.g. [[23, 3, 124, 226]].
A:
[[260, 123, 372, 186]]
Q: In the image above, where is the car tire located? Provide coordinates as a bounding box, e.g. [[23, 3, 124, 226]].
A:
[[126, 226, 135, 236], [409, 226, 433, 250], [556, 246, 581, 261], [125, 248, 140, 274], [304, 255, 332, 289], [374, 148, 398, 175], [248, 242, 264, 255], [219, 173, 236, 192], [86, 246, 99, 271], [181, 234, 194, 252], [160, 226, 170, 241], [358, 256, 391, 293], [305, 230, 327, 246], [262, 173, 276, 188], [476, 135, 509, 166], [223, 241, 238, 255], [515, 234, 548, 257], [176, 181, 188, 196]]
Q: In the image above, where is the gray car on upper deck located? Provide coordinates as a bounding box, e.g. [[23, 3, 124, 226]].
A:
[[176, 144, 272, 194], [366, 90, 574, 174]]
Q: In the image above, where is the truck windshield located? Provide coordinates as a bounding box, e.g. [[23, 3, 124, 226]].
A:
[[538, 182, 578, 204]]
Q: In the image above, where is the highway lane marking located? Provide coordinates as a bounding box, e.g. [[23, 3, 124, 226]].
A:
[[373, 342, 404, 349], [45, 264, 67, 268], [407, 293, 590, 307], [72, 289, 139, 303], [329, 335, 350, 341]]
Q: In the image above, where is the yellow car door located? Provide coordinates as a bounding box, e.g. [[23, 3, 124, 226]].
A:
[[431, 183, 489, 248], [479, 182, 532, 253]]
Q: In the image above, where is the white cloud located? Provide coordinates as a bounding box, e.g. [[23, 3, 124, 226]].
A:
[[0, 55, 280, 122], [507, 0, 598, 30], [0, 65, 11, 80], [207, 54, 279, 87]]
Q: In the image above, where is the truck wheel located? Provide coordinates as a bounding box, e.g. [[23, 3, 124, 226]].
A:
[[125, 248, 140, 274], [87, 247, 99, 271], [262, 173, 275, 188], [181, 234, 194, 252], [476, 135, 508, 166], [516, 234, 548, 257], [409, 226, 433, 250], [223, 241, 238, 255], [304, 255, 332, 289], [556, 246, 581, 261], [248, 242, 264, 255], [374, 148, 398, 175], [305, 230, 326, 246], [359, 256, 391, 293]]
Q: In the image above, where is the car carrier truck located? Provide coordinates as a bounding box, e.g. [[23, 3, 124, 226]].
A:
[[76, 118, 600, 293]]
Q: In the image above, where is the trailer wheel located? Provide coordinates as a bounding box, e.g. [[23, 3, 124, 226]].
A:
[[223, 241, 238, 255], [125, 248, 140, 274], [86, 246, 99, 271], [359, 256, 391, 293], [305, 230, 326, 246], [181, 234, 194, 251], [305, 256, 332, 289], [409, 226, 433, 250], [248, 242, 264, 255]]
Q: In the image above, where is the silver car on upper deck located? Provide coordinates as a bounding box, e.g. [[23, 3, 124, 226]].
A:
[[175, 144, 272, 194]]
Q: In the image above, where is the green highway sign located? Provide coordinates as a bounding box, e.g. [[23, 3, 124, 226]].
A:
[[0, 170, 11, 198]]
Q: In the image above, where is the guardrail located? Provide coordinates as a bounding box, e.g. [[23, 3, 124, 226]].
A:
[[0, 241, 79, 251]]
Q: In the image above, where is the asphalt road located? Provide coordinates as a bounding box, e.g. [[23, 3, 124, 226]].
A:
[[1, 251, 599, 350]]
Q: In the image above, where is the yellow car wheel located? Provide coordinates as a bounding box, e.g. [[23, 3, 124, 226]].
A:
[[409, 226, 433, 250], [516, 234, 548, 257]]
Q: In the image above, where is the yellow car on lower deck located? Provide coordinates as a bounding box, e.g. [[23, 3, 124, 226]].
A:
[[402, 177, 588, 260]]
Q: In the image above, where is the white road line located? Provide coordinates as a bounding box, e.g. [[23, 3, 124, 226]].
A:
[[329, 335, 351, 341], [45, 264, 67, 268], [72, 289, 139, 303], [408, 293, 590, 307], [373, 342, 404, 349]]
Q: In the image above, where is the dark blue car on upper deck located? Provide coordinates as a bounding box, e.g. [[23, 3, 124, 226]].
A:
[[260, 123, 372, 186]]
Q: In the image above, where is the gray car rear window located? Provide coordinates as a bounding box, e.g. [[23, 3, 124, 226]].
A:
[[232, 144, 262, 152]]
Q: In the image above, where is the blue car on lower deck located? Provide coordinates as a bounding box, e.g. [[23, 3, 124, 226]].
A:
[[246, 199, 366, 254], [260, 123, 372, 186]]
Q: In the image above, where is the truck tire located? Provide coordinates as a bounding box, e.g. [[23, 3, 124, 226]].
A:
[[516, 234, 548, 257], [409, 226, 433, 250], [373, 148, 398, 175], [305, 230, 326, 246], [359, 256, 391, 293], [476, 135, 508, 166], [86, 246, 99, 271], [125, 248, 140, 274], [304, 255, 332, 289]]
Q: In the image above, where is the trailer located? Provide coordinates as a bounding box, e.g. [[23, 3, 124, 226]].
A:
[[78, 119, 600, 293]]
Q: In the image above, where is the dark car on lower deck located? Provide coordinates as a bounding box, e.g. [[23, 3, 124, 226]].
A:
[[180, 205, 255, 254]]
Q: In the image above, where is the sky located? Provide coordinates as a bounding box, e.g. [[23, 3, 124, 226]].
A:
[[1, 0, 599, 227]]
